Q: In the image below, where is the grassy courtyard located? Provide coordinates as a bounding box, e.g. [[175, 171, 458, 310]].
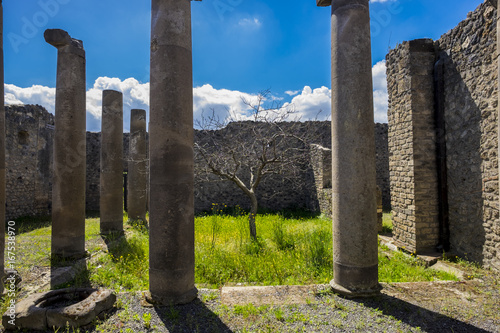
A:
[[10, 209, 456, 295]]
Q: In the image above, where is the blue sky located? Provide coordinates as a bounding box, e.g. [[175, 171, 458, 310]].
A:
[[3, 0, 485, 131]]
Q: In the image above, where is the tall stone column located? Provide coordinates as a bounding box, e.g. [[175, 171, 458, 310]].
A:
[[497, 0, 500, 225], [317, 0, 380, 295], [0, 0, 5, 293], [128, 109, 147, 223], [148, 0, 200, 305], [45, 29, 86, 259], [100, 90, 124, 234]]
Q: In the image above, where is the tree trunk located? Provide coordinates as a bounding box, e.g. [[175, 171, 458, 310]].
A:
[[249, 192, 258, 240]]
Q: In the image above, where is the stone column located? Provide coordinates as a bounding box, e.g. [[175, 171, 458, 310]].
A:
[[147, 0, 200, 305], [318, 0, 380, 296], [100, 90, 124, 234], [497, 0, 500, 229], [128, 109, 147, 223], [45, 29, 86, 259], [0, 0, 5, 293]]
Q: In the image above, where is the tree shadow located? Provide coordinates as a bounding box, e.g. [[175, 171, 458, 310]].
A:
[[353, 294, 490, 333], [154, 298, 233, 332]]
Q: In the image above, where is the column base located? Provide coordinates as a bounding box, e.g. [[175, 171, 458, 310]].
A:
[[144, 287, 198, 306], [330, 280, 382, 298], [100, 224, 124, 237]]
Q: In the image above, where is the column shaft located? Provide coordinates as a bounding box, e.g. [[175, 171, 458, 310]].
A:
[[100, 90, 124, 234], [45, 29, 86, 259], [128, 109, 147, 222], [330, 0, 379, 294], [148, 0, 197, 304]]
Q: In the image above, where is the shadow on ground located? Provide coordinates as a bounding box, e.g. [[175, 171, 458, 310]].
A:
[[155, 299, 233, 333], [354, 293, 490, 333]]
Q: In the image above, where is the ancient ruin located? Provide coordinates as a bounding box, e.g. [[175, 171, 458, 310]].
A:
[[147, 0, 200, 305], [318, 0, 380, 295], [44, 29, 87, 260], [387, 1, 500, 271], [2, 108, 389, 220], [127, 109, 148, 222], [1, 3, 500, 331], [100, 90, 124, 234], [2, 288, 115, 330]]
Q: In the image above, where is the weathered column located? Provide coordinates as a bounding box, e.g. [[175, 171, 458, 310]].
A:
[[497, 0, 500, 231], [45, 29, 86, 259], [128, 109, 147, 223], [100, 90, 124, 234], [317, 0, 380, 296], [0, 0, 5, 293], [147, 0, 200, 305]]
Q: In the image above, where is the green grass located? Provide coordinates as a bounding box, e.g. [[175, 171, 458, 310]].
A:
[[379, 250, 457, 282], [5, 211, 457, 294]]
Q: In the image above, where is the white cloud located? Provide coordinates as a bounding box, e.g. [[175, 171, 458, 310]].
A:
[[370, 0, 397, 3], [285, 90, 300, 96], [371, 60, 388, 123], [193, 84, 256, 123], [5, 84, 56, 113], [282, 61, 388, 124], [238, 17, 262, 28], [284, 86, 331, 121], [4, 62, 389, 132], [86, 77, 150, 132]]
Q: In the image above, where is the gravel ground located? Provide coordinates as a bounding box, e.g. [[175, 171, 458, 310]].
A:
[[4, 258, 499, 332], [13, 267, 493, 333]]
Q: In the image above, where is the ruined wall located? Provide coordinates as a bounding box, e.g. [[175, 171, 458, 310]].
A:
[[437, 2, 499, 269], [386, 39, 440, 253], [386, 1, 500, 270], [4, 105, 54, 220], [4, 106, 390, 221], [310, 144, 332, 217], [309, 123, 390, 218], [194, 122, 389, 214]]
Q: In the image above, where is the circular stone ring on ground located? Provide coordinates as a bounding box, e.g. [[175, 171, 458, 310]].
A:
[[2, 288, 116, 330]]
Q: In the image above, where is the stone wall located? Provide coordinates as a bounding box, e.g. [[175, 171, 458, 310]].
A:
[[437, 2, 499, 269], [386, 1, 500, 270], [309, 123, 390, 218], [3, 105, 391, 222], [4, 105, 54, 220], [386, 39, 440, 253], [310, 144, 332, 217]]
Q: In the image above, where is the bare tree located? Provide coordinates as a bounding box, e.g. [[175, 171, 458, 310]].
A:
[[194, 89, 317, 240]]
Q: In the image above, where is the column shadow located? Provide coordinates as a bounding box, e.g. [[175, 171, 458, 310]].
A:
[[353, 294, 491, 333], [154, 299, 233, 333]]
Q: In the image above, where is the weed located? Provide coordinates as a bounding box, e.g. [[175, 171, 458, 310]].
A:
[[233, 303, 261, 318], [274, 307, 285, 321], [142, 312, 152, 329], [305, 229, 330, 270], [200, 292, 219, 302], [164, 305, 180, 323], [244, 236, 266, 255], [271, 217, 295, 250]]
